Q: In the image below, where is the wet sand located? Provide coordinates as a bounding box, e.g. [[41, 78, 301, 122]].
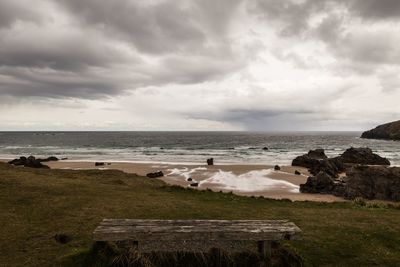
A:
[[42, 160, 346, 202]]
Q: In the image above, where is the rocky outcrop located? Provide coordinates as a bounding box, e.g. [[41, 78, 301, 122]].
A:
[[292, 149, 327, 169], [300, 165, 400, 201], [343, 165, 400, 201], [361, 120, 400, 140], [297, 147, 399, 201], [340, 147, 390, 166], [308, 157, 345, 178], [293, 149, 344, 178], [294, 147, 389, 178], [8, 156, 49, 169], [146, 171, 164, 178], [300, 171, 336, 194]]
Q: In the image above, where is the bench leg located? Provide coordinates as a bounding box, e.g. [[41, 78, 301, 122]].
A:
[[257, 241, 272, 267]]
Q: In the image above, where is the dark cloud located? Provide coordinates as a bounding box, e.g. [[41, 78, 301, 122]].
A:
[[314, 14, 344, 44], [0, 67, 120, 99], [57, 0, 205, 54], [184, 108, 316, 130], [251, 0, 400, 37], [249, 0, 333, 36], [0, 29, 134, 71], [0, 0, 245, 100], [250, 0, 400, 75], [57, 0, 241, 55], [350, 0, 400, 20], [0, 0, 44, 28], [1, 0, 400, 131]]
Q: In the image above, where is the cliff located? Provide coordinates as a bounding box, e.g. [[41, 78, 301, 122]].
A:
[[361, 120, 400, 140]]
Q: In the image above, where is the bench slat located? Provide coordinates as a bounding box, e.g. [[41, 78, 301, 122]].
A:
[[93, 219, 302, 242]]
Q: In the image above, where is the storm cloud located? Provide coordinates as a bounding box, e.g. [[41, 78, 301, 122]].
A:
[[0, 0, 400, 130]]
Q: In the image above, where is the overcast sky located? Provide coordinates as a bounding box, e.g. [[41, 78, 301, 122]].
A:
[[0, 0, 399, 131]]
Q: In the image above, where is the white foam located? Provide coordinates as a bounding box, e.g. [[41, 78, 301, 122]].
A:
[[199, 169, 299, 193], [167, 167, 207, 179]]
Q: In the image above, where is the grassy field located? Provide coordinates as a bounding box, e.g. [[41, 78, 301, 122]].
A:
[[1, 162, 400, 266]]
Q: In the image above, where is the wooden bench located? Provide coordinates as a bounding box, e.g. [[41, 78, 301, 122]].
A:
[[93, 219, 302, 264]]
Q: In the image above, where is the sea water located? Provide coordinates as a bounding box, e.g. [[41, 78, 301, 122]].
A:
[[0, 131, 400, 165]]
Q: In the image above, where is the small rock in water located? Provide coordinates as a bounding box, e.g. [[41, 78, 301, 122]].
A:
[[146, 171, 164, 178], [54, 233, 72, 244], [95, 162, 105, 166], [190, 182, 199, 187], [295, 170, 301, 175], [274, 165, 281, 171], [207, 158, 214, 165], [262, 147, 269, 150], [187, 177, 193, 181]]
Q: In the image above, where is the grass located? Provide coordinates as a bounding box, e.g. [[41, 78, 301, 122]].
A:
[[1, 162, 400, 266]]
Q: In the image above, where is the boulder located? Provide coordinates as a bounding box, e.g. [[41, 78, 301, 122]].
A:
[[187, 177, 193, 181], [190, 182, 199, 187], [309, 157, 345, 178], [299, 172, 336, 194], [38, 156, 59, 162], [307, 149, 328, 159], [274, 165, 281, 171], [207, 158, 214, 166], [8, 156, 49, 169], [8, 156, 27, 166], [26, 156, 48, 168], [343, 165, 400, 201], [339, 147, 390, 166], [146, 171, 164, 178], [95, 162, 105, 166], [292, 149, 327, 168], [361, 120, 400, 140], [294, 170, 301, 175], [262, 147, 269, 151]]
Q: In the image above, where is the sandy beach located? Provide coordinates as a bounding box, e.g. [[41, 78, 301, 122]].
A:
[[41, 160, 345, 202]]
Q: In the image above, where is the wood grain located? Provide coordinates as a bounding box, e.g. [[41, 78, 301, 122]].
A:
[[93, 219, 302, 242]]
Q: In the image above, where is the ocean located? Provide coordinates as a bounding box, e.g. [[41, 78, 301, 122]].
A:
[[0, 131, 400, 165]]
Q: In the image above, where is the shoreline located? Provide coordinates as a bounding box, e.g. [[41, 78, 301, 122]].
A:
[[35, 159, 345, 202]]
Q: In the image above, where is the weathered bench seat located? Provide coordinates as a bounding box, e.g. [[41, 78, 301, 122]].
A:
[[93, 219, 302, 260]]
